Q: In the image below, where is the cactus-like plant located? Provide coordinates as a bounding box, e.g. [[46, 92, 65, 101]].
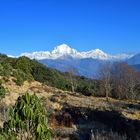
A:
[[1, 92, 51, 140]]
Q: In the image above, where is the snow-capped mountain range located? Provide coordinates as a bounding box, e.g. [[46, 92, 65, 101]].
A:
[[8, 44, 140, 78], [19, 44, 134, 60]]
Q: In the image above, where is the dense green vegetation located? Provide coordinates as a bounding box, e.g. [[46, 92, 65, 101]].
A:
[[0, 92, 51, 140], [0, 53, 98, 95], [0, 81, 6, 100]]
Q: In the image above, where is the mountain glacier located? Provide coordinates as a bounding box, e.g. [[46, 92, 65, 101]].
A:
[[19, 44, 134, 60]]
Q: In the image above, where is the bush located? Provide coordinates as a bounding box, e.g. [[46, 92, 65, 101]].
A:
[[13, 69, 26, 86], [0, 81, 6, 100], [0, 92, 51, 140]]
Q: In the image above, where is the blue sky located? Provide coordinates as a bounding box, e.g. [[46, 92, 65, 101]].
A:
[[0, 0, 140, 55]]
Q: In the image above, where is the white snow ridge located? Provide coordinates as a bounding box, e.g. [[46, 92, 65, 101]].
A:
[[19, 44, 134, 60]]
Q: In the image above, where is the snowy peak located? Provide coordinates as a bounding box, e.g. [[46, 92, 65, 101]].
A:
[[52, 44, 77, 55], [50, 44, 79, 59], [18, 44, 134, 60], [81, 49, 111, 60], [90, 49, 105, 54]]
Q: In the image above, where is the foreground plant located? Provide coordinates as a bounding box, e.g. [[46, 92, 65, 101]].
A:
[[0, 92, 51, 140]]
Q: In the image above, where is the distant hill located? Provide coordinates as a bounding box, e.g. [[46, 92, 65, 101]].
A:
[[132, 64, 140, 72], [39, 57, 106, 78], [127, 54, 140, 72], [34, 44, 133, 78], [0, 53, 98, 95], [127, 53, 140, 65]]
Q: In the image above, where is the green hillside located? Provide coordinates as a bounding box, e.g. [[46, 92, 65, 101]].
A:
[[1, 54, 140, 100], [0, 54, 97, 95]]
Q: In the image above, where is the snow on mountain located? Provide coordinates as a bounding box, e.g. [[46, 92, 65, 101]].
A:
[[52, 44, 77, 55], [19, 44, 133, 60], [127, 53, 140, 65], [13, 44, 137, 78], [114, 53, 134, 60], [20, 51, 51, 60], [80, 49, 112, 60]]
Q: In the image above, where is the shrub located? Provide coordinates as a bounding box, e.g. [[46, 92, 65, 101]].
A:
[[13, 69, 25, 86], [0, 81, 6, 100], [0, 92, 51, 140]]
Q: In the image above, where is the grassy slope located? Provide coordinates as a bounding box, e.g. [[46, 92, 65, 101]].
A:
[[0, 54, 98, 95], [0, 76, 140, 128]]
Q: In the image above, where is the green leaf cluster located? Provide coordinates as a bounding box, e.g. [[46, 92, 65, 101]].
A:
[[0, 92, 51, 140]]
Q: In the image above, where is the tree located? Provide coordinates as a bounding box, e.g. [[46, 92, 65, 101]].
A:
[[67, 67, 78, 92], [98, 62, 112, 99], [15, 57, 34, 82], [2, 63, 13, 77], [15, 56, 33, 74], [112, 62, 140, 100], [13, 69, 26, 86], [1, 92, 51, 140]]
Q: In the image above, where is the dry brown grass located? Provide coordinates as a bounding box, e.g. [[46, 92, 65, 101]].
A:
[[0, 76, 140, 129]]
